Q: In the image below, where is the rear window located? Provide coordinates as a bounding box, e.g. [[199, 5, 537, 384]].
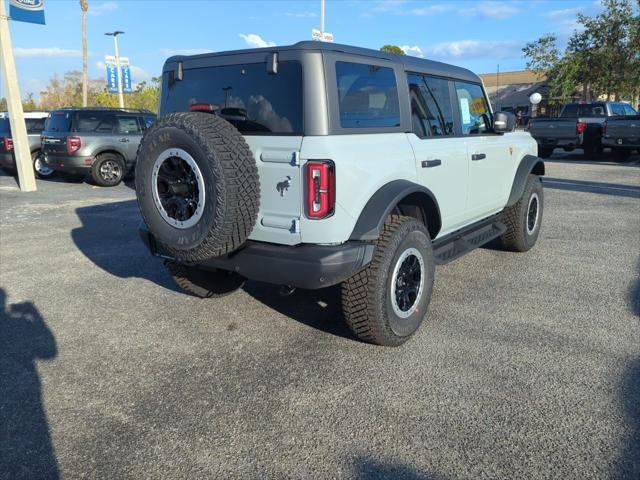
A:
[[562, 104, 606, 117], [45, 111, 72, 132], [0, 119, 9, 134], [75, 112, 116, 133], [335, 61, 400, 128], [162, 61, 303, 135]]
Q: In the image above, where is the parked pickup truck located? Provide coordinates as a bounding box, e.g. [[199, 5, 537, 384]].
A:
[[528, 102, 637, 158], [602, 113, 640, 160]]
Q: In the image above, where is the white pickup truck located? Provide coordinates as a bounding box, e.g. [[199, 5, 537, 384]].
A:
[[135, 42, 545, 346]]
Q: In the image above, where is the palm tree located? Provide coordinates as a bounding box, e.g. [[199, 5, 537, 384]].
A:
[[80, 0, 88, 107]]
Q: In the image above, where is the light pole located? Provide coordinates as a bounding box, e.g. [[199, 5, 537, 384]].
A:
[[320, 0, 325, 33], [105, 31, 125, 108]]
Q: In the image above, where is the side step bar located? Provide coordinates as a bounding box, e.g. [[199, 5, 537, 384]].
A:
[[432, 215, 507, 265]]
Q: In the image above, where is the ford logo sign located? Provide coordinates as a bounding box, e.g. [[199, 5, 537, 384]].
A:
[[13, 0, 44, 10]]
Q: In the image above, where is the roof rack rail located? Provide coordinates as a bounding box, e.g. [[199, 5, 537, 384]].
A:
[[53, 107, 155, 114]]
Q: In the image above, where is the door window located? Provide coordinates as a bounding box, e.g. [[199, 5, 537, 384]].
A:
[[455, 82, 491, 135], [117, 116, 142, 134], [610, 103, 626, 116], [407, 74, 454, 137], [335, 61, 400, 128], [623, 104, 638, 116]]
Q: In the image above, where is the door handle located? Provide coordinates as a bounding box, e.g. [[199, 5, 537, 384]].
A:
[[119, 138, 130, 143], [421, 159, 442, 168], [472, 153, 486, 161]]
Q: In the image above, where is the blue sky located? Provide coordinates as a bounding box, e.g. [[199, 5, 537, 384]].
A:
[[2, 0, 607, 99]]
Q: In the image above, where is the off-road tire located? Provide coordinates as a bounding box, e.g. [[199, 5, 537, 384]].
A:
[[538, 146, 554, 158], [32, 150, 55, 179], [167, 262, 246, 298], [92, 152, 125, 186], [500, 174, 543, 252], [342, 215, 435, 347], [135, 112, 260, 262]]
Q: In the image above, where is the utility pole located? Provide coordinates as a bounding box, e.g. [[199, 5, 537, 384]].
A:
[[496, 64, 500, 111], [0, 0, 36, 191], [105, 30, 125, 108], [80, 0, 88, 107], [320, 0, 325, 33]]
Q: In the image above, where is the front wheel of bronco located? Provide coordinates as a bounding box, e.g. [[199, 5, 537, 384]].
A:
[[500, 174, 543, 252], [167, 262, 246, 298], [342, 215, 435, 347]]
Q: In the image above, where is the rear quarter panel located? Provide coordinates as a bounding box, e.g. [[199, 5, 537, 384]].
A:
[[299, 133, 417, 244]]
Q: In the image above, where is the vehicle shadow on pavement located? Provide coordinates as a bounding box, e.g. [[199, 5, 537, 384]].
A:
[[542, 177, 640, 199], [243, 282, 355, 340], [72, 200, 179, 292], [0, 289, 60, 480], [616, 357, 640, 479], [354, 457, 445, 480]]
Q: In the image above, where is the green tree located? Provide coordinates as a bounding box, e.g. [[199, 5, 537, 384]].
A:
[[380, 45, 405, 55], [523, 0, 640, 102], [22, 93, 37, 112], [0, 97, 7, 111]]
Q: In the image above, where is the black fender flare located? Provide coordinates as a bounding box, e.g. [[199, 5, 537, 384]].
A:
[[507, 154, 545, 206], [349, 180, 441, 241]]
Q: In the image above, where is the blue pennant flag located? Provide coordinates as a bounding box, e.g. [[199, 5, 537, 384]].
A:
[[9, 0, 46, 25]]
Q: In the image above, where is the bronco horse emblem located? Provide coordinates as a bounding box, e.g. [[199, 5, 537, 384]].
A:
[[276, 176, 292, 197]]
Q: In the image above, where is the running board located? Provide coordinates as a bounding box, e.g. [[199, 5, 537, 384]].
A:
[[432, 217, 507, 265]]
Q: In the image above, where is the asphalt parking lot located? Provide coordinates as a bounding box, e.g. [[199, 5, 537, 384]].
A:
[[1, 151, 639, 479]]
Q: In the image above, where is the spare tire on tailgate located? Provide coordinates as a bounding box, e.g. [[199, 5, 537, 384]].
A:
[[135, 112, 260, 262]]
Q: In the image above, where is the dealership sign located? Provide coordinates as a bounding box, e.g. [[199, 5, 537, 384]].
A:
[[9, 0, 46, 25], [105, 55, 133, 94]]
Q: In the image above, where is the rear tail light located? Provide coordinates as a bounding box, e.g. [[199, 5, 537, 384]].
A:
[[189, 103, 215, 113], [67, 136, 81, 154], [306, 160, 335, 219], [576, 121, 587, 135], [603, 121, 608, 135], [3, 137, 13, 151]]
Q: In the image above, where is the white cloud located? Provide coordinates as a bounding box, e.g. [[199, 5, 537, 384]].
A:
[[409, 4, 452, 15], [461, 2, 519, 19], [160, 48, 212, 57], [14, 47, 83, 58], [429, 40, 523, 60], [239, 33, 276, 48], [88, 2, 118, 16], [545, 7, 583, 19], [400, 45, 424, 57], [285, 11, 317, 18]]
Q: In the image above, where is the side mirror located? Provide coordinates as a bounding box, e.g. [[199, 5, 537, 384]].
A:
[[493, 111, 515, 134]]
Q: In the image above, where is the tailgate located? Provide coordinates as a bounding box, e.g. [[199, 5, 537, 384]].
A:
[[244, 136, 303, 246], [530, 120, 577, 139], [41, 133, 67, 155]]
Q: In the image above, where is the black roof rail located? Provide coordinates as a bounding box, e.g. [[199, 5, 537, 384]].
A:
[[52, 107, 155, 114]]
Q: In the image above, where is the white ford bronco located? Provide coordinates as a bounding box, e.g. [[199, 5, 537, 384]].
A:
[[135, 42, 545, 346]]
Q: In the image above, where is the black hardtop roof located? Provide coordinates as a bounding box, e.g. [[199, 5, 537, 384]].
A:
[[165, 41, 481, 84]]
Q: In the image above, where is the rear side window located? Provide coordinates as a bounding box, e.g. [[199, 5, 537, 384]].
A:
[[623, 104, 637, 116], [162, 61, 303, 135], [142, 115, 156, 129], [25, 118, 46, 133], [407, 74, 454, 137], [46, 111, 72, 132], [117, 116, 142, 134], [336, 61, 400, 128], [455, 81, 491, 135], [610, 103, 626, 116], [75, 112, 116, 133]]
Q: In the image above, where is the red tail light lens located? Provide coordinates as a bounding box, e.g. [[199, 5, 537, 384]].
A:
[[306, 160, 335, 219], [576, 121, 587, 135], [189, 103, 215, 113], [67, 136, 81, 154], [3, 137, 13, 151]]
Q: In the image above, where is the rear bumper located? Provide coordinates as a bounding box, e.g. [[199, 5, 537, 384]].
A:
[[0, 152, 14, 168], [535, 136, 582, 148], [602, 136, 640, 148], [139, 226, 375, 290], [44, 153, 92, 174]]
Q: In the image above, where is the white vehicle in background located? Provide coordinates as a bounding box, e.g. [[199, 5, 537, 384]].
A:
[[135, 42, 545, 347], [0, 111, 53, 178]]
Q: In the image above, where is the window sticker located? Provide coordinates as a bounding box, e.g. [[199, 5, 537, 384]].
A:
[[460, 97, 471, 124]]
